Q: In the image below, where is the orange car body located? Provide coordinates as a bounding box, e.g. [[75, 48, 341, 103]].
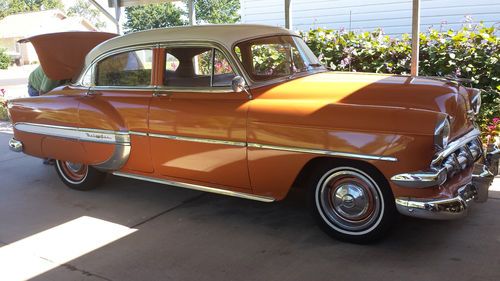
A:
[[7, 26, 498, 221]]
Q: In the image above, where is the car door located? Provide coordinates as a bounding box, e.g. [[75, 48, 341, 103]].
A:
[[77, 47, 156, 172], [149, 45, 252, 189]]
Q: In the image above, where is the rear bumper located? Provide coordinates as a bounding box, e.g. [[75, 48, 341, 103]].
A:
[[395, 163, 494, 220]]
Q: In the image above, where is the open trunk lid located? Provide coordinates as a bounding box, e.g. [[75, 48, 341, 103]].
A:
[[19, 31, 117, 81]]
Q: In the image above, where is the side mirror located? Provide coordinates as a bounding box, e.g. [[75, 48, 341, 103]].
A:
[[231, 76, 246, 93]]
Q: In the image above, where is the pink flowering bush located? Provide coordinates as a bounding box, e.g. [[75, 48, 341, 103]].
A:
[[0, 88, 9, 121], [482, 117, 500, 145]]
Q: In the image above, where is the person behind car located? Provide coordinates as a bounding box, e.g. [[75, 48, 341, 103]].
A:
[[27, 65, 63, 165], [27, 65, 62, 97]]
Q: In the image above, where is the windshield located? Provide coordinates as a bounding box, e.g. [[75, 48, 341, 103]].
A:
[[234, 35, 326, 82]]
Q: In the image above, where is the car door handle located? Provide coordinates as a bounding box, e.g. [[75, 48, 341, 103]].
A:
[[153, 92, 170, 97], [85, 90, 101, 97]]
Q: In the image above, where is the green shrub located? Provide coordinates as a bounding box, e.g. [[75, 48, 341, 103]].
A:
[[300, 23, 500, 138], [0, 48, 9, 70]]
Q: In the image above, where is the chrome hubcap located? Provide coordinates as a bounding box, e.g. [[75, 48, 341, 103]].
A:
[[66, 162, 83, 173], [318, 169, 381, 232], [333, 184, 370, 220]]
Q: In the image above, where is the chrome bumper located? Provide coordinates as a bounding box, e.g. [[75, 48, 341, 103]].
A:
[[8, 138, 23, 152], [391, 129, 482, 188], [395, 163, 494, 220]]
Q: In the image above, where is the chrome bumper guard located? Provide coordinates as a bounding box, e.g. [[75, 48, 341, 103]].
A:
[[395, 163, 494, 220], [8, 138, 23, 152], [391, 129, 482, 188]]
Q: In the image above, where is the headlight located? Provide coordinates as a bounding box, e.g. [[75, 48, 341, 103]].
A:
[[434, 117, 451, 150], [471, 89, 482, 115]]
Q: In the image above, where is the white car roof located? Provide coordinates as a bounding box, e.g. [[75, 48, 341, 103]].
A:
[[85, 24, 294, 65]]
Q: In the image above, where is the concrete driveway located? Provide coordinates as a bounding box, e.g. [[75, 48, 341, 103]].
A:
[[1, 130, 500, 281]]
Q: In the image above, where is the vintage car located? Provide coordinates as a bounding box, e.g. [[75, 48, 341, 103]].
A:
[[7, 25, 500, 243]]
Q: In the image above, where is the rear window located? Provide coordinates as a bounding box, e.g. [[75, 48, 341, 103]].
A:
[[95, 49, 152, 86]]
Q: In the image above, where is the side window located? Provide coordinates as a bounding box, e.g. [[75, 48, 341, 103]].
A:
[[95, 49, 152, 86], [164, 47, 236, 88], [213, 50, 235, 87]]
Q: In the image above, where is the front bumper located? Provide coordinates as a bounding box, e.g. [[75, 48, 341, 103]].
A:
[[395, 163, 494, 220]]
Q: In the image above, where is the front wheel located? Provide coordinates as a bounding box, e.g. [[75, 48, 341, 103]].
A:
[[309, 165, 397, 243], [55, 160, 106, 190]]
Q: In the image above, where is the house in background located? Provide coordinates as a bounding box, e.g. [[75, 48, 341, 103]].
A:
[[0, 9, 97, 65], [240, 0, 500, 35]]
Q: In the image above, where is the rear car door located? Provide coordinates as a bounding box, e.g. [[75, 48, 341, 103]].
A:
[[76, 47, 156, 172]]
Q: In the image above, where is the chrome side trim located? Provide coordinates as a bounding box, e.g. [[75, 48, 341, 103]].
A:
[[14, 123, 396, 162], [149, 133, 246, 147], [8, 138, 23, 152], [431, 129, 481, 166], [14, 122, 130, 144], [129, 131, 148, 137], [93, 144, 131, 171], [390, 168, 447, 188], [112, 171, 275, 203], [14, 122, 131, 171], [247, 143, 398, 162]]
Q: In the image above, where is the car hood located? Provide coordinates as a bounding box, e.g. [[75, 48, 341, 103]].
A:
[[19, 31, 117, 81], [257, 71, 473, 136]]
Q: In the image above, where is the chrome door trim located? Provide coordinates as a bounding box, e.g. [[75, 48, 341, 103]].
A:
[[112, 171, 275, 203], [14, 122, 130, 144], [14, 123, 397, 162], [247, 143, 398, 162], [14, 122, 131, 171], [149, 133, 246, 147]]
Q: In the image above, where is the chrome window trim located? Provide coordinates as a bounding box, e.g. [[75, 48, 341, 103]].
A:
[[90, 85, 156, 92], [158, 41, 250, 86], [247, 143, 398, 162], [113, 171, 275, 203], [155, 86, 234, 94]]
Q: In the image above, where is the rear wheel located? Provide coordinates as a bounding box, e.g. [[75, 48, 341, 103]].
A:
[[309, 164, 396, 243], [55, 160, 106, 190]]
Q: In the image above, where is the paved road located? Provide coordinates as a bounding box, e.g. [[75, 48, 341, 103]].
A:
[[0, 131, 499, 281]]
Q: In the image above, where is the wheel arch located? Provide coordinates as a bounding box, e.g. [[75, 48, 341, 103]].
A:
[[291, 156, 393, 197]]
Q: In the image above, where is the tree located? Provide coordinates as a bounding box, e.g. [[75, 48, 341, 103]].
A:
[[194, 0, 240, 24], [0, 0, 64, 19], [123, 3, 186, 33], [67, 0, 106, 30]]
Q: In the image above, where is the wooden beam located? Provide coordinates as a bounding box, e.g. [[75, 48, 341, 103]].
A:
[[285, 0, 292, 29], [410, 0, 420, 76]]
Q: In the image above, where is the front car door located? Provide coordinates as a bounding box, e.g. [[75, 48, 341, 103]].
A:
[[149, 44, 251, 189]]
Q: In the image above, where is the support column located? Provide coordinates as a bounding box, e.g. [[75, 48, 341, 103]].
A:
[[89, 0, 121, 34], [188, 0, 196, 25], [285, 0, 292, 29], [113, 0, 122, 34], [410, 0, 420, 76]]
